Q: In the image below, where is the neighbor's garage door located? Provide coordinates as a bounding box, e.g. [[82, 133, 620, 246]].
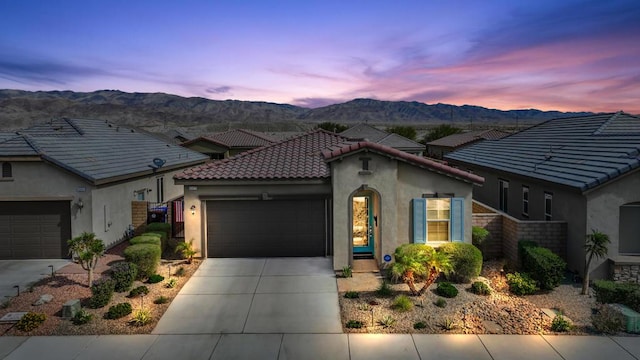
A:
[[0, 201, 71, 259], [207, 199, 327, 257]]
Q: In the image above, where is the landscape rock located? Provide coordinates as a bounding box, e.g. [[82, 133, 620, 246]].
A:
[[32, 294, 53, 306], [61, 299, 81, 319]]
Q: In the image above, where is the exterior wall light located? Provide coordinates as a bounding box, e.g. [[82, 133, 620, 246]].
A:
[[76, 198, 84, 210], [190, 205, 196, 215]]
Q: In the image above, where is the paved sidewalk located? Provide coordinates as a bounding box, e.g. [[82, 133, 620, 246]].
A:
[[1, 334, 639, 359]]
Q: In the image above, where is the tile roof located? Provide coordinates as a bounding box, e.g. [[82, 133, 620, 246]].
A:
[[445, 112, 640, 191], [207, 129, 276, 148], [175, 130, 349, 180], [377, 133, 425, 150], [0, 118, 208, 184], [427, 129, 510, 148], [323, 141, 483, 185], [340, 124, 389, 142]]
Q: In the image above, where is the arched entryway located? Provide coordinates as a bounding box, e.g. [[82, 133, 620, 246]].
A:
[[349, 187, 381, 262]]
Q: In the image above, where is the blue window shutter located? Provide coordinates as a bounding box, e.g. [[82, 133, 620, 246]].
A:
[[412, 198, 426, 243], [450, 198, 464, 242]]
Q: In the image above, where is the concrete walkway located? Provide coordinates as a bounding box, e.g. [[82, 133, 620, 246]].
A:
[[2, 334, 639, 359], [0, 260, 70, 300]]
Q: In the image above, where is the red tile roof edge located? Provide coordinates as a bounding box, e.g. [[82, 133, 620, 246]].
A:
[[180, 136, 230, 148], [322, 141, 484, 185]]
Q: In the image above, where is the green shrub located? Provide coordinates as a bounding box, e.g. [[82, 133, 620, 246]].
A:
[[341, 265, 352, 278], [375, 280, 393, 297], [392, 295, 413, 312], [434, 298, 447, 308], [128, 285, 150, 298], [506, 272, 538, 295], [470, 281, 491, 295], [378, 315, 396, 328], [130, 308, 153, 327], [165, 278, 177, 288], [89, 278, 115, 308], [439, 317, 457, 330], [551, 313, 572, 332], [147, 274, 165, 284], [593, 280, 640, 311], [591, 305, 625, 334], [145, 223, 171, 245], [105, 302, 133, 319], [344, 291, 359, 299], [143, 231, 167, 253], [521, 244, 566, 290], [72, 309, 93, 325], [154, 296, 170, 304], [472, 226, 490, 247], [436, 282, 459, 298], [129, 235, 161, 248], [124, 243, 161, 279], [16, 312, 46, 332], [110, 262, 138, 292], [174, 267, 186, 277], [345, 320, 364, 329], [437, 243, 482, 283], [413, 321, 427, 329]]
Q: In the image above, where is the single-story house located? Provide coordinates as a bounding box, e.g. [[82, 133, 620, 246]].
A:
[[445, 112, 640, 280], [427, 129, 510, 159], [340, 124, 425, 156], [0, 118, 208, 259], [175, 130, 482, 270], [181, 129, 276, 159]]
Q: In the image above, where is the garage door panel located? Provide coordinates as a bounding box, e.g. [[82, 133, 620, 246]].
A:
[[207, 199, 327, 257]]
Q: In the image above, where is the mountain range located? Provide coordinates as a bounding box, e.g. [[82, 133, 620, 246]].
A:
[[0, 89, 593, 132]]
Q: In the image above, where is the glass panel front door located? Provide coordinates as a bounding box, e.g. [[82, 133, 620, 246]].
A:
[[353, 196, 374, 253]]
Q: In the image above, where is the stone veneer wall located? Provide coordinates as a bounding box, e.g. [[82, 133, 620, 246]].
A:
[[472, 201, 567, 266], [131, 201, 148, 235], [611, 263, 640, 284]]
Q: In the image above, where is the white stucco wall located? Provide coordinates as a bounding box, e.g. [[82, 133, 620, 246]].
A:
[[330, 152, 475, 270], [586, 169, 640, 279]]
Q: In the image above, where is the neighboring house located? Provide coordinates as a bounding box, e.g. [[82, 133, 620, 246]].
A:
[[340, 124, 425, 156], [0, 118, 208, 259], [445, 112, 640, 280], [181, 129, 276, 159], [427, 129, 510, 159], [175, 130, 482, 270]]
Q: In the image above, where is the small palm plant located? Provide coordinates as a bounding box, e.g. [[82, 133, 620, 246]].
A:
[[175, 238, 197, 264], [390, 243, 453, 296], [582, 230, 610, 295]]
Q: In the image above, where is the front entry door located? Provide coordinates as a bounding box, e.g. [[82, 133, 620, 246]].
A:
[[352, 196, 374, 254]]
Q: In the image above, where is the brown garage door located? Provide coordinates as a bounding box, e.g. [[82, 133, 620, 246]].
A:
[[207, 199, 328, 257], [0, 201, 71, 259]]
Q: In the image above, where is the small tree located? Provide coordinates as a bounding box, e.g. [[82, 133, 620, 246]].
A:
[[386, 125, 417, 141], [67, 232, 105, 287], [391, 244, 453, 296], [582, 230, 610, 295], [175, 238, 197, 264]]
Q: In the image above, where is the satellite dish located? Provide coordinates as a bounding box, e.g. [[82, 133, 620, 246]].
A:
[[153, 158, 166, 168]]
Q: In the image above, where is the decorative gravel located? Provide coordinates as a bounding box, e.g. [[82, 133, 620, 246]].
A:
[[339, 260, 598, 335], [0, 245, 200, 336]]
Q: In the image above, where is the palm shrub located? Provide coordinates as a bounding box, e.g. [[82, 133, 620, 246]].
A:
[[111, 262, 138, 292], [124, 243, 161, 279], [175, 239, 197, 264], [438, 242, 482, 283], [67, 232, 105, 287], [391, 243, 452, 296], [582, 230, 610, 295], [89, 278, 115, 308]]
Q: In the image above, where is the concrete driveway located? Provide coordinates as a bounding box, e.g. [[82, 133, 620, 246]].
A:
[[0, 259, 71, 300], [153, 257, 342, 334]]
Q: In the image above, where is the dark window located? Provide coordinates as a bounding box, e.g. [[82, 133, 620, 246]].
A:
[[156, 177, 164, 203], [359, 157, 371, 171], [1, 162, 12, 178], [499, 179, 509, 212], [522, 186, 529, 217], [544, 192, 553, 220]]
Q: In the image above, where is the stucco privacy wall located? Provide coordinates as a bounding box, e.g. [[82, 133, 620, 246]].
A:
[[91, 168, 188, 247], [182, 182, 332, 257], [586, 170, 640, 280], [330, 152, 474, 270]]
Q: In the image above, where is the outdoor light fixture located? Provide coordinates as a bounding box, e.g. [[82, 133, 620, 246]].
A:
[[76, 198, 84, 210], [190, 205, 196, 215]]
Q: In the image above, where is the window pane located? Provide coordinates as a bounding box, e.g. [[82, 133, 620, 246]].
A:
[[427, 221, 449, 241], [427, 199, 450, 220]]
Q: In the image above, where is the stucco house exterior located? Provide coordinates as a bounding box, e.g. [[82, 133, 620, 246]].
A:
[[445, 112, 640, 281], [0, 118, 208, 259], [181, 129, 276, 159], [175, 130, 482, 270]]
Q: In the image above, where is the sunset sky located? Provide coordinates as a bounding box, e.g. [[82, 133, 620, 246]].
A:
[[1, 0, 638, 113]]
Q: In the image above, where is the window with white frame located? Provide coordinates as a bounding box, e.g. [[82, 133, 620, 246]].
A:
[[522, 186, 529, 217], [544, 192, 553, 220], [499, 179, 509, 212], [412, 197, 464, 243]]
